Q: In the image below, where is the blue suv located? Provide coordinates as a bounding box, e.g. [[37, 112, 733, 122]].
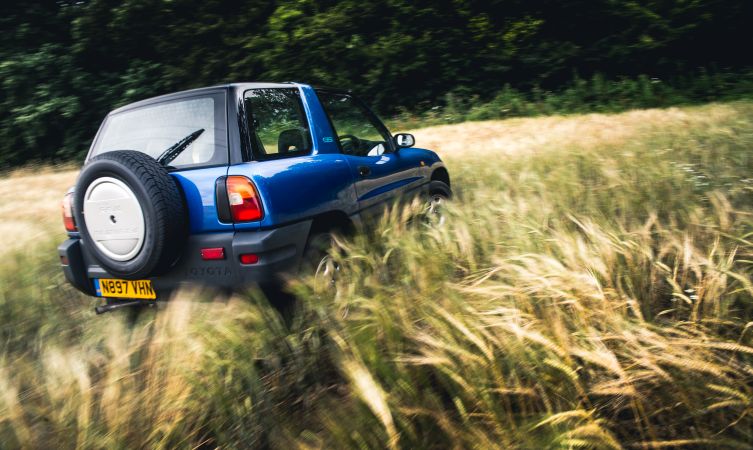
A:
[[58, 82, 451, 312]]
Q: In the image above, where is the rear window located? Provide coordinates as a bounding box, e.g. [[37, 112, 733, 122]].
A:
[[90, 92, 228, 169]]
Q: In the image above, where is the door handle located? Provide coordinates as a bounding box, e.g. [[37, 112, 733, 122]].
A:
[[358, 166, 371, 177]]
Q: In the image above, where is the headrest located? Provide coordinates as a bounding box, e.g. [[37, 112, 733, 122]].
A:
[[278, 129, 306, 154]]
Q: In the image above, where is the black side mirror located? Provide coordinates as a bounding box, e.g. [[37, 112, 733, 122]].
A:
[[394, 133, 415, 149]]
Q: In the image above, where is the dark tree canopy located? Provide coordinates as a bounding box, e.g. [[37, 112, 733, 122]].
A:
[[1, 0, 751, 167]]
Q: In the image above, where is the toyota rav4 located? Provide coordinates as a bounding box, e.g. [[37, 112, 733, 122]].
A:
[[58, 82, 451, 313]]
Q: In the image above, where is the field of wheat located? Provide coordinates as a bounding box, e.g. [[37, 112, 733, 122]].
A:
[[2, 102, 753, 449]]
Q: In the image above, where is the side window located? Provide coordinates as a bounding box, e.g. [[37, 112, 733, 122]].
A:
[[244, 88, 312, 160], [317, 92, 390, 157]]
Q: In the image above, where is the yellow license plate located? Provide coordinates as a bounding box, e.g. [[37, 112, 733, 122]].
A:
[[95, 278, 156, 299]]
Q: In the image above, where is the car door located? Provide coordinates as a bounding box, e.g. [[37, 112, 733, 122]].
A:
[[316, 91, 421, 218]]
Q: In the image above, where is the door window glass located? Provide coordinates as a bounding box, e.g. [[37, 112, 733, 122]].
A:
[[317, 92, 390, 157], [244, 88, 312, 160]]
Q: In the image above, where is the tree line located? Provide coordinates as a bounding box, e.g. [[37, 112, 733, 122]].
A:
[[1, 0, 751, 167]]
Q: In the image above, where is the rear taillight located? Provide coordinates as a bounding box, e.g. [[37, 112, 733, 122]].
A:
[[62, 192, 77, 232], [226, 176, 263, 222]]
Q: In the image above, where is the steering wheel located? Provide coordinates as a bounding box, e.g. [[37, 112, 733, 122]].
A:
[[338, 134, 362, 154]]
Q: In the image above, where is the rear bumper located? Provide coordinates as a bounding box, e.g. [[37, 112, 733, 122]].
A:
[[59, 220, 312, 299]]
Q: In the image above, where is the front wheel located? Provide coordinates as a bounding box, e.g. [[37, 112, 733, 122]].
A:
[[426, 180, 452, 226]]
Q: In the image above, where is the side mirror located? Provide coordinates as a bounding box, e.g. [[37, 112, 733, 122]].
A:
[[394, 133, 415, 149]]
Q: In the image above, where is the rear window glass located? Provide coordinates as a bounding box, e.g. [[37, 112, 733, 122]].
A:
[[90, 92, 228, 168]]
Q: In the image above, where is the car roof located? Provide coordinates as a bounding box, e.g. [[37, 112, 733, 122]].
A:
[[109, 82, 306, 115]]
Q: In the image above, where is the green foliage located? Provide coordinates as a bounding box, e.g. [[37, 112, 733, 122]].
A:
[[0, 0, 752, 168], [389, 72, 753, 128]]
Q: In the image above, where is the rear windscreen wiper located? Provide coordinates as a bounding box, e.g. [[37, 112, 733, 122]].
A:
[[156, 128, 205, 166]]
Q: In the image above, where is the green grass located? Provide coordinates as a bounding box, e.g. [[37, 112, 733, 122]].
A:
[[3, 102, 753, 448]]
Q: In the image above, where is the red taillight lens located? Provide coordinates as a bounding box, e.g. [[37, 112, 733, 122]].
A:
[[226, 176, 263, 222], [62, 192, 77, 232]]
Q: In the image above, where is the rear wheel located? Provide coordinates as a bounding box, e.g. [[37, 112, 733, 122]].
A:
[[265, 231, 341, 325], [302, 232, 341, 290]]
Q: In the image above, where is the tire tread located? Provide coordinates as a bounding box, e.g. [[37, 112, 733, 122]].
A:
[[75, 150, 187, 278]]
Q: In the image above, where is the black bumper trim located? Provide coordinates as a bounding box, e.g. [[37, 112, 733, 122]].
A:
[[60, 219, 313, 298], [58, 239, 96, 296]]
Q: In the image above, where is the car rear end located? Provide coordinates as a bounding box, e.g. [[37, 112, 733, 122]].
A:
[[58, 85, 311, 313]]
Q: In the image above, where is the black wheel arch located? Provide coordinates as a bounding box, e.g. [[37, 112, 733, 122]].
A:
[[308, 210, 355, 237], [430, 166, 450, 188]]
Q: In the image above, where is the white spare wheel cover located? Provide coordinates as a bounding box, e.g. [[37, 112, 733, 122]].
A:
[[83, 176, 146, 262]]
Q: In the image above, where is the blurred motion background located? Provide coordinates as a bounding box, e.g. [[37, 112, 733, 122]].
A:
[[1, 0, 752, 168]]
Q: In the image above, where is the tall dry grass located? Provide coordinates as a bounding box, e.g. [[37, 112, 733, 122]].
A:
[[0, 165, 77, 254], [2, 102, 753, 448]]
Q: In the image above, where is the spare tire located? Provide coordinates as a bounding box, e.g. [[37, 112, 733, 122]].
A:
[[73, 150, 187, 279]]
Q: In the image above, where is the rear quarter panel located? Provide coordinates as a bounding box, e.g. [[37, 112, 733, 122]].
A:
[[171, 166, 232, 233], [227, 154, 357, 230]]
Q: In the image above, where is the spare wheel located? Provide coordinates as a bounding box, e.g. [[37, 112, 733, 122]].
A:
[[72, 150, 187, 279]]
